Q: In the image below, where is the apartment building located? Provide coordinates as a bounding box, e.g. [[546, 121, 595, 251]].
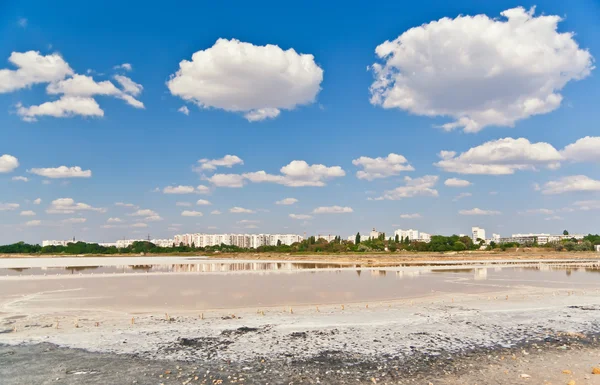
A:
[[472, 227, 486, 242]]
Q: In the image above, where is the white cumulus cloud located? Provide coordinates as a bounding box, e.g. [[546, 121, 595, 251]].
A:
[[0, 51, 73, 93], [459, 208, 501, 215], [352, 153, 414, 180], [113, 63, 132, 71], [377, 175, 439, 201], [540, 175, 600, 195], [25, 220, 41, 227], [196, 199, 211, 206], [312, 206, 353, 214], [206, 174, 246, 188], [128, 209, 158, 217], [400, 213, 421, 219], [113, 75, 143, 96], [197, 155, 244, 171], [276, 198, 298, 205], [561, 136, 600, 163], [163, 185, 196, 194], [0, 202, 20, 211], [20, 210, 36, 216], [435, 138, 562, 175], [12, 176, 28, 182], [33, 198, 41, 205], [243, 160, 345, 187], [229, 207, 255, 214], [181, 210, 203, 217], [0, 154, 19, 173], [28, 166, 91, 178], [167, 38, 323, 121], [444, 178, 471, 187], [369, 7, 593, 133], [47, 198, 105, 214], [1, 52, 144, 121], [178, 106, 190, 116], [289, 214, 312, 220]]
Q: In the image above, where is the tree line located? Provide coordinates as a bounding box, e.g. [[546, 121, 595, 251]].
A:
[[1, 234, 599, 255]]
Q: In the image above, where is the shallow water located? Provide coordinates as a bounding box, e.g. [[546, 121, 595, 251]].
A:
[[1, 258, 600, 313]]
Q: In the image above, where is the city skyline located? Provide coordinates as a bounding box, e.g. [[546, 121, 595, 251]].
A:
[[2, 1, 600, 245]]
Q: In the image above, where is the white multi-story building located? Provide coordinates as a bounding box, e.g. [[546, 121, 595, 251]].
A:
[[172, 233, 304, 248], [42, 239, 77, 247], [492, 234, 501, 243], [370, 228, 381, 239], [472, 227, 486, 243], [269, 234, 303, 246], [393, 229, 432, 243], [315, 234, 337, 242], [394, 229, 419, 241], [417, 232, 431, 243], [502, 233, 585, 246]]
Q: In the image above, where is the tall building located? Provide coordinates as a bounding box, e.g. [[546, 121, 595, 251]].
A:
[[472, 227, 486, 242]]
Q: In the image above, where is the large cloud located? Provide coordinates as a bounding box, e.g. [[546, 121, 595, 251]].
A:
[[167, 38, 323, 121], [0, 51, 73, 93], [376, 175, 439, 201], [352, 153, 413, 180], [243, 160, 345, 187], [435, 138, 562, 175], [0, 154, 19, 173], [370, 7, 593, 133], [0, 51, 144, 121], [561, 136, 600, 163]]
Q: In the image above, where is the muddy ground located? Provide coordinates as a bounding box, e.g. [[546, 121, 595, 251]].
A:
[[2, 335, 600, 384]]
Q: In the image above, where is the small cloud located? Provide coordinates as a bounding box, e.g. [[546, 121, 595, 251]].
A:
[[276, 198, 298, 205], [459, 208, 501, 216], [289, 214, 312, 220], [229, 207, 255, 214], [181, 210, 203, 217], [399, 213, 421, 219], [114, 63, 132, 71], [18, 18, 27, 28], [178, 106, 190, 116], [312, 206, 353, 214], [12, 176, 28, 182]]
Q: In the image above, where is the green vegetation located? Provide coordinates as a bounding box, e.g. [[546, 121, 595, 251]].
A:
[[1, 233, 599, 255]]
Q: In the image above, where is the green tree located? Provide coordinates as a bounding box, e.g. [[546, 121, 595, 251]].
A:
[[395, 234, 399, 243], [563, 230, 569, 236], [355, 232, 361, 244], [277, 239, 282, 247]]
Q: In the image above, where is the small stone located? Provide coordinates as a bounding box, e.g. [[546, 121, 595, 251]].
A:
[[592, 367, 600, 375], [520, 374, 531, 379], [567, 381, 576, 385], [562, 370, 572, 375]]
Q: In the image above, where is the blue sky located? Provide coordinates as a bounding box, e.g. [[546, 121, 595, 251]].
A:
[[1, 0, 600, 244]]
